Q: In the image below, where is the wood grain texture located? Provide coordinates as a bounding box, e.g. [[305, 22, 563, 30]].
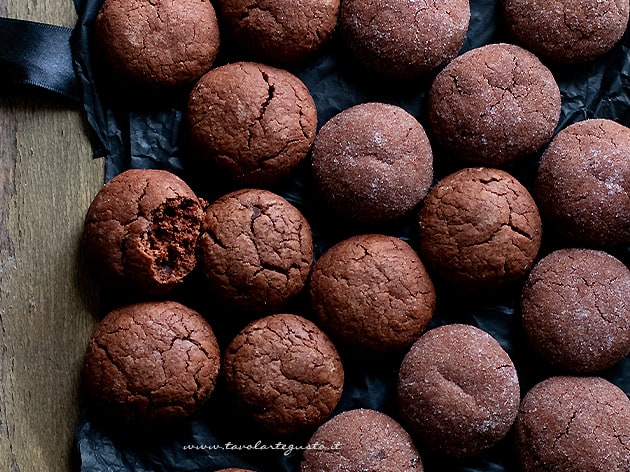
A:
[[0, 1, 104, 471]]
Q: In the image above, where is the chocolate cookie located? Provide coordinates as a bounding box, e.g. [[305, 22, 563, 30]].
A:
[[503, 0, 630, 63], [515, 376, 630, 472], [82, 169, 204, 295], [222, 313, 344, 435], [308, 234, 436, 352], [95, 0, 220, 87], [188, 62, 317, 186], [418, 167, 542, 291], [218, 0, 340, 64], [397, 324, 520, 458], [301, 409, 423, 471], [197, 189, 313, 314], [521, 248, 630, 373], [535, 118, 630, 247], [339, 0, 470, 78], [82, 301, 221, 425], [311, 102, 434, 223], [428, 43, 561, 167]]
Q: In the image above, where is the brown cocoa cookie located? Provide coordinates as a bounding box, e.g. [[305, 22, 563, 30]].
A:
[[311, 102, 434, 223], [428, 43, 561, 167], [82, 169, 204, 295], [301, 408, 423, 471], [95, 0, 220, 88], [308, 234, 436, 352], [82, 301, 221, 425], [218, 0, 340, 64], [397, 324, 520, 458], [515, 376, 630, 472], [521, 248, 630, 373], [187, 62, 317, 186], [418, 167, 542, 291], [503, 0, 630, 63], [339, 0, 470, 78], [197, 189, 313, 314], [222, 313, 344, 435], [535, 118, 630, 247]]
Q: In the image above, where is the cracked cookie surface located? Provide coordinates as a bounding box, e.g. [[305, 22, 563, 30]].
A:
[[418, 167, 542, 291], [428, 43, 561, 166], [515, 376, 630, 472], [397, 324, 520, 458], [197, 188, 313, 314], [309, 234, 435, 352], [222, 313, 344, 435], [188, 62, 317, 186], [82, 301, 221, 425]]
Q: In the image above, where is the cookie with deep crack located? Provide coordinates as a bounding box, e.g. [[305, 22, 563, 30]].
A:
[[218, 0, 340, 64], [82, 301, 221, 425], [535, 118, 630, 247], [82, 169, 204, 296], [418, 167, 542, 291], [515, 376, 630, 472], [95, 0, 220, 87], [428, 43, 561, 167], [503, 0, 630, 63], [308, 234, 436, 352], [222, 313, 344, 435], [187, 62, 317, 186], [397, 324, 520, 458], [197, 188, 313, 314]]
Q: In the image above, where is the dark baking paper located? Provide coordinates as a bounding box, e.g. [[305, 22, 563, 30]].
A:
[[71, 0, 630, 471]]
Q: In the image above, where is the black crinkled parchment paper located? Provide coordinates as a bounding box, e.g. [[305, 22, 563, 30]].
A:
[[71, 0, 630, 471]]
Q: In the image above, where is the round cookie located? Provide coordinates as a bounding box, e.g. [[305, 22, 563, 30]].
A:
[[515, 376, 630, 472], [339, 0, 470, 78], [188, 62, 317, 186], [308, 234, 436, 352], [397, 324, 520, 458], [428, 43, 561, 167], [311, 102, 434, 223], [95, 0, 220, 87], [197, 189, 313, 314], [222, 313, 344, 435], [503, 0, 630, 63], [418, 167, 542, 291], [82, 301, 221, 425], [535, 118, 630, 247], [218, 0, 340, 64], [521, 248, 630, 372], [301, 409, 423, 471], [82, 169, 204, 295]]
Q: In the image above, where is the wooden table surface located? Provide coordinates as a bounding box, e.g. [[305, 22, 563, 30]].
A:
[[0, 1, 104, 471]]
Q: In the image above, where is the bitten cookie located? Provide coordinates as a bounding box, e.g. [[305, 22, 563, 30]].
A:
[[311, 102, 434, 223], [397, 324, 520, 458], [339, 0, 470, 78], [428, 43, 561, 167], [521, 248, 630, 372], [222, 313, 344, 435], [309, 234, 436, 352], [301, 409, 423, 471], [197, 189, 313, 314], [82, 169, 204, 295], [218, 0, 340, 64], [418, 167, 542, 291], [503, 0, 630, 63], [188, 62, 317, 186], [515, 376, 630, 472], [95, 0, 220, 87], [82, 301, 221, 425], [535, 118, 630, 247]]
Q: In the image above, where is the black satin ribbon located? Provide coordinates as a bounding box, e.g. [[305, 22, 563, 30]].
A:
[[0, 17, 80, 102]]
